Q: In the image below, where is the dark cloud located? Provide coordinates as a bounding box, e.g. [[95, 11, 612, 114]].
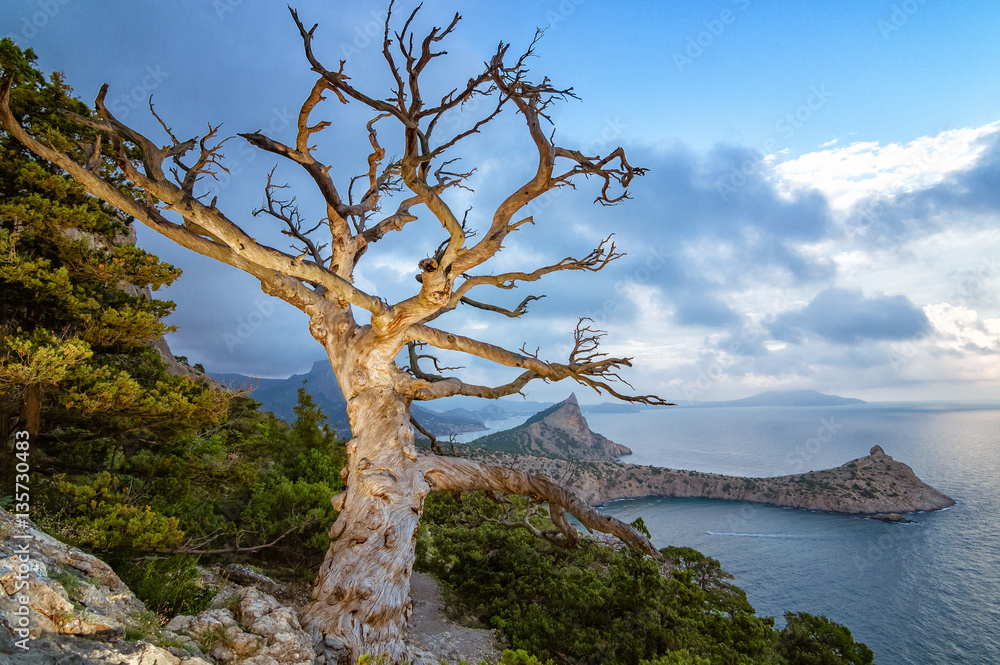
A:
[[769, 288, 929, 345], [672, 293, 740, 327]]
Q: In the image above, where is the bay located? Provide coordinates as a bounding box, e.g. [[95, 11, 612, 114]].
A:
[[587, 404, 1000, 665]]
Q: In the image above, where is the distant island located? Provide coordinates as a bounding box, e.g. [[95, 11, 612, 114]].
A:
[[464, 394, 954, 517], [686, 389, 867, 408]]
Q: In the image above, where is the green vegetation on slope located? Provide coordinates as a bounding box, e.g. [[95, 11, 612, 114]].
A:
[[0, 41, 345, 613], [417, 491, 874, 665]]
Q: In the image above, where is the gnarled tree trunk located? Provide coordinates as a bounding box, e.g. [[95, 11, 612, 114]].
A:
[[299, 347, 427, 661]]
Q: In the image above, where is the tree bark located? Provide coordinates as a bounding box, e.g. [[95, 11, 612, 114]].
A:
[[17, 383, 42, 438], [300, 377, 429, 662]]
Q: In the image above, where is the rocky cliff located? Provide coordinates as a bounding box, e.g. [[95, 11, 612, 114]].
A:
[[478, 445, 955, 515], [469, 394, 632, 461]]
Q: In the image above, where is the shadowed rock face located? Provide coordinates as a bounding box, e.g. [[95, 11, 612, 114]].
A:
[[477, 444, 955, 515], [471, 394, 633, 461]]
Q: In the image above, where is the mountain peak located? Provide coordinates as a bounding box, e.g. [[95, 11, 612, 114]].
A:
[[471, 395, 631, 461]]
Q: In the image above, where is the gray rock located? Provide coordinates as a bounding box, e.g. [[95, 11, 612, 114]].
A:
[[221, 564, 280, 595], [164, 615, 195, 634]]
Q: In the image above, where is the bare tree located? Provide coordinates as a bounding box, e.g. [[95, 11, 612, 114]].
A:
[[1, 5, 669, 661]]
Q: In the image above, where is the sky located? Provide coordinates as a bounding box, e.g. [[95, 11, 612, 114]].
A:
[[4, 0, 1000, 404]]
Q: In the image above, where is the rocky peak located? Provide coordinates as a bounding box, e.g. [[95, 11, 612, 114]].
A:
[[473, 394, 632, 461]]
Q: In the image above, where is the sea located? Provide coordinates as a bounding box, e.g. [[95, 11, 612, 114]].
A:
[[457, 403, 1000, 665]]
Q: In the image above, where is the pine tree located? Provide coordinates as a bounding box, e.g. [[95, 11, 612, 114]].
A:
[[0, 39, 225, 484]]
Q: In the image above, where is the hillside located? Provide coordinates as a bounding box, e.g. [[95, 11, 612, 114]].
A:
[[468, 394, 632, 461], [211, 363, 487, 436]]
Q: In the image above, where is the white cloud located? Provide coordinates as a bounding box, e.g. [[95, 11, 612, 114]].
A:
[[926, 303, 1000, 352], [768, 121, 1000, 211]]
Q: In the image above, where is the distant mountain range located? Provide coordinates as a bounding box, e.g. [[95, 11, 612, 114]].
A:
[[209, 362, 514, 436], [210, 359, 864, 434], [212, 361, 352, 431]]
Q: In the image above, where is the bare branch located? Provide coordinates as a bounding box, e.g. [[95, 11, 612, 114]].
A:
[[418, 454, 662, 559], [420, 236, 620, 323], [144, 523, 307, 556], [404, 319, 672, 406], [460, 294, 545, 318], [0, 75, 384, 317], [409, 415, 447, 456], [252, 167, 328, 266]]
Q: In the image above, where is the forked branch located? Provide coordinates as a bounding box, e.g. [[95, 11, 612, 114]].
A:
[[404, 319, 672, 406]]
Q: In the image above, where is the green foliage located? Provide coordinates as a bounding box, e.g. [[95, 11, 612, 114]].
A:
[[778, 612, 874, 665], [495, 649, 555, 665], [0, 41, 350, 615], [0, 39, 222, 472], [659, 546, 754, 617], [123, 609, 161, 642], [113, 554, 215, 617], [48, 569, 85, 600], [418, 491, 873, 665], [631, 516, 652, 539]]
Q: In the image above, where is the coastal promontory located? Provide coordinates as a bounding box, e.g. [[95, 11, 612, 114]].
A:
[[467, 396, 955, 515]]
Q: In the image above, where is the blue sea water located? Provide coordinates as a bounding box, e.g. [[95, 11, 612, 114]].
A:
[[583, 404, 1000, 665]]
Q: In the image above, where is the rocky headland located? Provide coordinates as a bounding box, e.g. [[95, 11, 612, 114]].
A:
[[467, 397, 955, 515]]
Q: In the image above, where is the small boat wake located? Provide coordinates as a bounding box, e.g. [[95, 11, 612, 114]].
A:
[[707, 531, 816, 539]]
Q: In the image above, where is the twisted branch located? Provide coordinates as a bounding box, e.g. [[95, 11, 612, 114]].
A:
[[418, 454, 662, 560]]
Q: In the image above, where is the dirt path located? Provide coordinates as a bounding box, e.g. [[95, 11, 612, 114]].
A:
[[407, 570, 503, 665]]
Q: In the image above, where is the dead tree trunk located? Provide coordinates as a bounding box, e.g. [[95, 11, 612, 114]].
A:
[[302, 369, 428, 660]]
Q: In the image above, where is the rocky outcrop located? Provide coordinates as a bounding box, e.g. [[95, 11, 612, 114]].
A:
[[165, 585, 318, 665], [482, 445, 955, 515], [0, 507, 208, 664], [0, 508, 500, 664], [471, 394, 632, 461], [0, 507, 319, 664]]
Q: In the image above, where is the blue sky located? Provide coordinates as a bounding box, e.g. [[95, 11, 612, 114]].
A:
[[4, 0, 1000, 403]]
